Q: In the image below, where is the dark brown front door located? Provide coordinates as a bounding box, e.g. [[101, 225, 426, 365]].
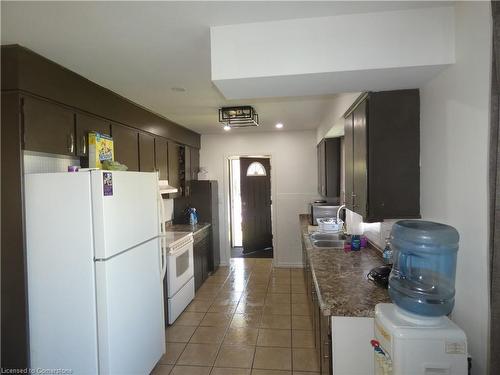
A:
[[240, 157, 273, 254]]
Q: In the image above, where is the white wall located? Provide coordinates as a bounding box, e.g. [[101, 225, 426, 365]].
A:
[[420, 2, 491, 373], [200, 130, 318, 267], [316, 93, 361, 143], [211, 7, 454, 99]]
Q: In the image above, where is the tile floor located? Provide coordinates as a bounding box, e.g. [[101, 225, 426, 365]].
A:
[[152, 258, 319, 375]]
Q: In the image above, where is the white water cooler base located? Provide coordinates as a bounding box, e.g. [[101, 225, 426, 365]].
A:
[[374, 303, 468, 375]]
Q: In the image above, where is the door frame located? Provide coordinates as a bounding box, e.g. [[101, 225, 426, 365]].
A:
[[222, 153, 277, 265]]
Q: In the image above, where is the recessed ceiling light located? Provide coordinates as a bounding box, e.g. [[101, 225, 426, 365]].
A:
[[275, 123, 284, 129], [223, 125, 231, 131], [171, 86, 186, 92]]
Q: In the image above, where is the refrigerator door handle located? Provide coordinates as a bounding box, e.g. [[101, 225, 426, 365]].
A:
[[161, 244, 168, 279]]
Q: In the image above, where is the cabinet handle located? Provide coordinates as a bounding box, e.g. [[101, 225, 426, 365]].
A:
[[351, 193, 357, 208], [67, 133, 75, 154], [81, 135, 87, 155]]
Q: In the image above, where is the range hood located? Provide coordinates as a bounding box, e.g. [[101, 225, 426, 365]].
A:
[[158, 180, 178, 194]]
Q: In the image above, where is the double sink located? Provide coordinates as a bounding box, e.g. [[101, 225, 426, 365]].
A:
[[309, 232, 347, 248]]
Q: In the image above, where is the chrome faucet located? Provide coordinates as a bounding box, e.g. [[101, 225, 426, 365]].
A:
[[336, 204, 346, 224]]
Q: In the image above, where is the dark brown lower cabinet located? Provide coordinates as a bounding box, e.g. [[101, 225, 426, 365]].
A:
[[305, 244, 332, 375], [111, 123, 139, 171], [193, 226, 211, 291]]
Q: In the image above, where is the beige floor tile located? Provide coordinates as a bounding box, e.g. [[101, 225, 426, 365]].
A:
[[190, 326, 227, 344], [159, 342, 186, 365], [290, 284, 307, 293], [291, 316, 313, 331], [265, 294, 291, 304], [170, 365, 212, 375], [260, 314, 291, 330], [253, 347, 292, 370], [200, 312, 233, 327], [215, 345, 255, 368], [208, 303, 238, 314], [292, 348, 319, 372], [223, 327, 259, 346], [267, 285, 291, 294], [211, 368, 251, 375], [175, 312, 206, 326], [292, 372, 319, 375], [257, 329, 291, 347], [185, 300, 212, 313], [290, 294, 309, 305], [291, 304, 311, 316], [194, 292, 218, 302], [252, 370, 291, 375], [166, 325, 197, 343], [231, 313, 262, 328], [177, 343, 219, 366], [291, 330, 314, 348], [263, 304, 291, 315], [236, 303, 265, 314], [151, 364, 173, 375]]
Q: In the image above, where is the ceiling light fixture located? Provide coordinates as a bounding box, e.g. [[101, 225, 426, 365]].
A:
[[223, 125, 231, 131], [219, 106, 259, 129], [275, 123, 284, 129]]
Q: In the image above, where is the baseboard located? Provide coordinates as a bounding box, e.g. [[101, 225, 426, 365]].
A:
[[274, 262, 304, 268]]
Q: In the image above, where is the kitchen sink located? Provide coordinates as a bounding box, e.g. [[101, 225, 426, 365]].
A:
[[312, 239, 346, 248], [310, 232, 347, 241]]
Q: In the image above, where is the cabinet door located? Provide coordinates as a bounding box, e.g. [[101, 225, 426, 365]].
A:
[[139, 132, 155, 172], [112, 124, 139, 171], [191, 148, 200, 181], [320, 315, 332, 375], [155, 138, 169, 180], [22, 96, 75, 156], [168, 141, 181, 196], [184, 146, 191, 196], [75, 113, 110, 157], [325, 138, 341, 199], [343, 114, 354, 209], [352, 101, 368, 217], [193, 243, 203, 291], [317, 140, 326, 196]]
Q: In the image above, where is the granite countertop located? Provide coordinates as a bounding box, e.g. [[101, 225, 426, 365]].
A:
[[165, 222, 211, 236], [299, 214, 390, 317]]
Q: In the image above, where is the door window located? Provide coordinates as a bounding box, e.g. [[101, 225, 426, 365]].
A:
[[176, 250, 190, 277], [246, 162, 267, 176]]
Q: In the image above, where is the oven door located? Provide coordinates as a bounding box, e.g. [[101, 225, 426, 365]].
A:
[[166, 243, 194, 298]]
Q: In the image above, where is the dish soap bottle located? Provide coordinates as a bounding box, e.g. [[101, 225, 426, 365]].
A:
[[382, 237, 393, 264], [189, 208, 198, 226]]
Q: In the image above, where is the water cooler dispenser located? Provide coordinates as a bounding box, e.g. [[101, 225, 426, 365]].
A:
[[372, 220, 468, 375]]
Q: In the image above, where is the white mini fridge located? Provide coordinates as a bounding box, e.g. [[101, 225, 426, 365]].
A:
[[25, 171, 166, 375]]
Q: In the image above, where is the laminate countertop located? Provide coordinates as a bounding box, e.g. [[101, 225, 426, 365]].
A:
[[300, 214, 390, 317]]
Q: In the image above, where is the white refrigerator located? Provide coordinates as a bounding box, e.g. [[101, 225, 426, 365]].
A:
[[24, 170, 166, 375]]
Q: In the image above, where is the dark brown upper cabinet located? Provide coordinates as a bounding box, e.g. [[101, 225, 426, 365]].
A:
[[168, 141, 181, 197], [22, 95, 76, 156], [155, 138, 169, 180], [191, 147, 200, 181], [111, 123, 139, 171], [343, 90, 420, 222], [75, 113, 110, 157], [317, 138, 341, 199], [138, 132, 155, 172]]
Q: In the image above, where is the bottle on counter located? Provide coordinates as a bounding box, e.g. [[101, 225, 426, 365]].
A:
[[382, 237, 393, 264], [351, 235, 361, 251], [189, 208, 198, 225]]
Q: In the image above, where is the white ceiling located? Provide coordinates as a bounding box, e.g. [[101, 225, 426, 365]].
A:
[[1, 1, 447, 134]]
